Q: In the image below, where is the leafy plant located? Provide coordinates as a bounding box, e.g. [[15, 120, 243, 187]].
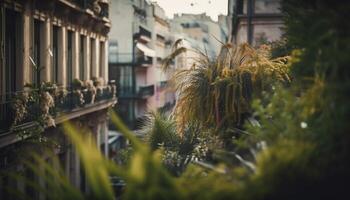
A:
[[163, 42, 290, 135]]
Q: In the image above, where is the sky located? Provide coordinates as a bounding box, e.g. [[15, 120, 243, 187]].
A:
[[151, 0, 228, 21]]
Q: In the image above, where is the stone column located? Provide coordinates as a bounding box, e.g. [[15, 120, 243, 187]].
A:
[[21, 4, 32, 86], [90, 38, 100, 78]]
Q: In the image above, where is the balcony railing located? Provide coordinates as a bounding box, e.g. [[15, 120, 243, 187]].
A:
[[136, 55, 153, 66], [138, 26, 152, 40], [71, 0, 93, 9], [118, 86, 135, 98], [109, 53, 134, 64], [138, 85, 154, 98], [157, 81, 168, 90], [117, 85, 154, 99], [132, 5, 147, 19], [109, 53, 153, 66], [69, 0, 109, 18], [0, 83, 116, 134]]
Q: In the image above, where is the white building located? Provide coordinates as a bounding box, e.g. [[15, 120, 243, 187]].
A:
[[109, 0, 175, 129]]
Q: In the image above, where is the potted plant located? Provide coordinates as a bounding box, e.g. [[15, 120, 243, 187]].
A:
[[92, 77, 104, 100], [72, 78, 85, 106], [72, 78, 84, 90], [84, 80, 97, 104]]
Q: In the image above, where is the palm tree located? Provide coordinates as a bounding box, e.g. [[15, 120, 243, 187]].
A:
[[163, 41, 290, 135]]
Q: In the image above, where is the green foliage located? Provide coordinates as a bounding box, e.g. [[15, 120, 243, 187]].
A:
[[143, 112, 179, 151], [4, 1, 350, 198], [164, 43, 290, 135], [143, 112, 211, 175]]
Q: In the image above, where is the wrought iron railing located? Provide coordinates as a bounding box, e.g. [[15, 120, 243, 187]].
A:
[[70, 0, 109, 18], [71, 0, 93, 9], [0, 83, 116, 134], [109, 53, 153, 66], [118, 86, 135, 98], [139, 26, 152, 39], [136, 55, 153, 65], [138, 85, 154, 98]]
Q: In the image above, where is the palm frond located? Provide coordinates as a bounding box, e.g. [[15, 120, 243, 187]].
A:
[[163, 43, 290, 135]]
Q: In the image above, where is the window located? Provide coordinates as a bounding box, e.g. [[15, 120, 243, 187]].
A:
[[236, 0, 244, 14], [118, 66, 133, 95], [33, 19, 42, 87], [5, 9, 19, 93], [108, 42, 118, 63], [67, 31, 73, 86], [254, 0, 281, 14], [99, 41, 104, 78], [52, 26, 59, 83], [1, 8, 21, 131], [80, 35, 85, 80]]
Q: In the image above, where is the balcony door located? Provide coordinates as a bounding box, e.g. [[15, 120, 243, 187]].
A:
[[1, 8, 21, 131], [33, 19, 42, 87], [67, 31, 73, 86], [5, 9, 20, 95]]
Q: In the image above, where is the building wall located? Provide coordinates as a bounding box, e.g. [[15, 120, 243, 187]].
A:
[[0, 0, 114, 198], [148, 3, 176, 110], [0, 15, 109, 90], [254, 0, 281, 14], [230, 0, 283, 46], [109, 0, 134, 56], [109, 0, 175, 128], [171, 13, 222, 58]]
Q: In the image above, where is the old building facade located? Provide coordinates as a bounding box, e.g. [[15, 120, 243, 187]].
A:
[[0, 0, 116, 198]]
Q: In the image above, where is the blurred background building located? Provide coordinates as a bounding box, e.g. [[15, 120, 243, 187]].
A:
[[228, 0, 283, 46], [0, 0, 116, 198], [109, 0, 175, 130], [170, 13, 223, 59]]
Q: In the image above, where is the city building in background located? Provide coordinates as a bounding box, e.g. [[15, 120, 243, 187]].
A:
[[151, 2, 176, 114], [170, 13, 223, 59], [109, 0, 175, 130], [0, 0, 116, 198], [228, 0, 283, 46]]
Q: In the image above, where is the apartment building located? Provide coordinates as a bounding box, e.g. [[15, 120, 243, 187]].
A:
[[228, 0, 283, 46], [150, 2, 175, 113], [171, 13, 223, 59], [109, 0, 174, 130], [0, 0, 116, 198]]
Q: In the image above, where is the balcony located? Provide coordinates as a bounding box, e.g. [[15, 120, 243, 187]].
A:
[[109, 53, 153, 67], [135, 26, 152, 42], [135, 55, 153, 66], [109, 53, 134, 64], [132, 5, 147, 19], [117, 85, 154, 99], [138, 85, 154, 98], [0, 83, 117, 135], [30, 0, 111, 36], [72, 0, 93, 9], [71, 0, 109, 18], [157, 81, 168, 90], [118, 86, 135, 98]]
